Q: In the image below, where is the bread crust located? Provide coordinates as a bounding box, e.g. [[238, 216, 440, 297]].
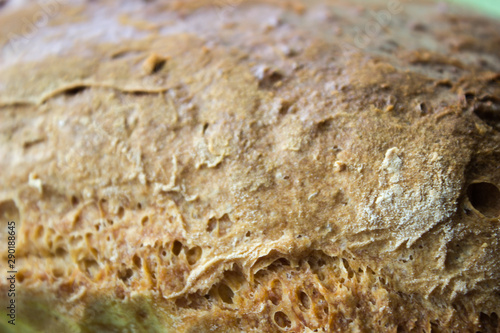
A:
[[1, 0, 499, 332]]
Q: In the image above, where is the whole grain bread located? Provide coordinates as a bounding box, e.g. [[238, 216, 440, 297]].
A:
[[1, 0, 500, 332]]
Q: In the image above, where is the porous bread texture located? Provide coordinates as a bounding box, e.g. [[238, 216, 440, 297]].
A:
[[0, 0, 500, 332]]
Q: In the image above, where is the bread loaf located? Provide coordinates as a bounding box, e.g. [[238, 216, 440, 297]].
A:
[[1, 0, 499, 332]]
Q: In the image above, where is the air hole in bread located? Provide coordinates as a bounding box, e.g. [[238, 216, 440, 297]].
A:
[[17, 271, 25, 283], [34, 225, 44, 239], [71, 195, 79, 206], [175, 293, 209, 310], [206, 217, 217, 232], [206, 214, 232, 235], [172, 240, 183, 256], [186, 246, 202, 265], [118, 268, 134, 283], [133, 254, 142, 268], [269, 258, 290, 270], [53, 268, 64, 278], [467, 182, 500, 218], [473, 98, 500, 130], [310, 287, 328, 318], [218, 283, 234, 304], [464, 92, 475, 102], [274, 311, 292, 328], [80, 259, 99, 278], [417, 102, 429, 115], [342, 258, 354, 279], [254, 65, 284, 89], [222, 268, 246, 291], [218, 214, 233, 235], [479, 312, 499, 332], [117, 206, 125, 218], [298, 290, 311, 310], [55, 247, 67, 257], [69, 234, 82, 246], [175, 297, 189, 308], [269, 280, 283, 305]]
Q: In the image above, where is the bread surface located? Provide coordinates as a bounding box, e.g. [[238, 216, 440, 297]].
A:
[[1, 0, 500, 332]]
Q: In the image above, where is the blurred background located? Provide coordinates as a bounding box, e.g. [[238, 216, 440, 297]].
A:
[[448, 0, 500, 17]]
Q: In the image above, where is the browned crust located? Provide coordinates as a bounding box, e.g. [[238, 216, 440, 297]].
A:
[[0, 0, 499, 332]]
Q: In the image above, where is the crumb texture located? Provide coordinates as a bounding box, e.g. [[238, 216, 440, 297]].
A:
[[0, 0, 500, 332]]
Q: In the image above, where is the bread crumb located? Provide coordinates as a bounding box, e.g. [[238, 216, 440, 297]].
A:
[[142, 53, 167, 75]]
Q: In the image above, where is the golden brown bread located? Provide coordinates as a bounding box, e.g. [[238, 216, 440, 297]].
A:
[[0, 0, 500, 332]]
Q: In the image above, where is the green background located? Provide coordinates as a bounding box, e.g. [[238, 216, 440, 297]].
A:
[[448, 0, 500, 18]]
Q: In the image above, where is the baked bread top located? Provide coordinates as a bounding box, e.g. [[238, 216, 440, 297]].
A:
[[0, 0, 499, 332]]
